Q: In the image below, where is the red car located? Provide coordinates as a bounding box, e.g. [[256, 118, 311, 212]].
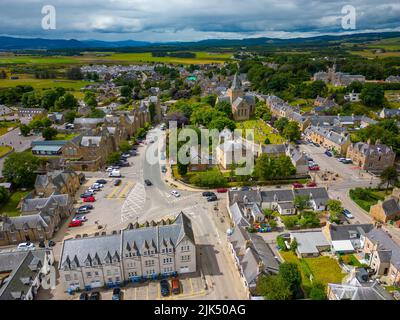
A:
[[83, 196, 95, 202], [292, 183, 304, 189], [69, 220, 82, 227], [306, 182, 317, 187], [309, 166, 320, 171], [216, 188, 228, 193]]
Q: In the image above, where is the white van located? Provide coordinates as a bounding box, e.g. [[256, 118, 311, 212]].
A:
[[109, 170, 121, 177]]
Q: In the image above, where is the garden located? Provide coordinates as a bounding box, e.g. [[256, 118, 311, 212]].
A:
[[236, 119, 285, 145], [349, 187, 387, 212]]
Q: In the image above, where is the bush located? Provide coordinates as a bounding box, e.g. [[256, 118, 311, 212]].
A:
[[189, 170, 227, 188], [276, 235, 287, 251]]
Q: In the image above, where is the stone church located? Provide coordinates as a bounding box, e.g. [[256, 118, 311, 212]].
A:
[[216, 74, 255, 121]]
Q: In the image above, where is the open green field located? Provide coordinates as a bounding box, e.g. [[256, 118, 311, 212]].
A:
[[350, 50, 400, 59], [280, 251, 345, 293], [0, 51, 232, 66], [0, 76, 90, 90], [237, 119, 285, 144], [0, 190, 31, 217], [54, 133, 79, 140], [0, 121, 17, 136], [366, 37, 400, 51]]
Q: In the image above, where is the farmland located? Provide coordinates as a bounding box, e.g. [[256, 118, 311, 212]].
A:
[[0, 76, 90, 90], [0, 51, 232, 66]]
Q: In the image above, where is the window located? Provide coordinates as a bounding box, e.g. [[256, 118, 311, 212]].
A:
[[86, 272, 92, 278], [181, 255, 191, 262], [181, 245, 190, 252], [94, 272, 99, 276], [107, 270, 111, 276], [65, 274, 71, 281]]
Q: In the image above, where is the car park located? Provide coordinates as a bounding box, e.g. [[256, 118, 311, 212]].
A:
[[83, 196, 95, 203], [144, 179, 153, 186], [160, 280, 170, 297], [342, 209, 354, 219], [112, 288, 123, 300], [171, 190, 180, 197], [69, 220, 82, 227], [18, 242, 35, 250], [89, 292, 101, 300]]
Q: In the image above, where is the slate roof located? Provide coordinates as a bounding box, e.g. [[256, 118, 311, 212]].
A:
[[290, 231, 330, 255], [366, 228, 400, 269], [328, 224, 374, 241], [261, 189, 294, 203], [381, 198, 400, 217], [351, 142, 394, 156], [0, 250, 47, 300], [328, 282, 393, 300], [228, 190, 262, 206], [59, 212, 194, 269], [260, 144, 286, 155]]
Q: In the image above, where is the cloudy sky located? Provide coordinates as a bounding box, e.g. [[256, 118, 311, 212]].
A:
[[0, 0, 399, 42]]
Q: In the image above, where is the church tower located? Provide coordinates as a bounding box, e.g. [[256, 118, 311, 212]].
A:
[[227, 73, 243, 102]]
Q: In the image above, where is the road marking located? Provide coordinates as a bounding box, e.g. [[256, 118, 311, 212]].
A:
[[134, 287, 137, 300], [162, 290, 207, 300], [119, 182, 134, 198], [107, 185, 123, 199], [189, 278, 194, 294], [146, 285, 149, 300]]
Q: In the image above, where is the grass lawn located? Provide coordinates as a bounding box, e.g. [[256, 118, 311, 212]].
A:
[[340, 254, 364, 267], [54, 133, 79, 140], [0, 122, 16, 136], [349, 188, 387, 212], [0, 145, 13, 157], [236, 119, 285, 144], [0, 190, 31, 217], [280, 251, 345, 293]]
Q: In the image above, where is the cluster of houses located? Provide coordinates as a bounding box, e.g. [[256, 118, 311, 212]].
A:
[[30, 108, 152, 171], [0, 170, 82, 246], [225, 188, 400, 299]]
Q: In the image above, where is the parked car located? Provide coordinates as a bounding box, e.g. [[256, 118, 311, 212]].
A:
[[171, 190, 180, 197], [80, 192, 93, 198], [89, 292, 101, 300], [292, 183, 304, 188], [48, 240, 56, 247], [79, 292, 89, 300], [114, 179, 122, 186], [309, 165, 320, 171], [342, 209, 354, 219], [109, 170, 121, 177], [207, 195, 218, 202], [144, 179, 153, 186], [69, 220, 82, 227], [118, 161, 130, 167], [79, 205, 93, 211], [216, 188, 228, 193], [230, 187, 238, 191], [112, 288, 122, 300], [106, 167, 113, 172], [38, 240, 46, 248], [161, 166, 167, 173], [306, 182, 317, 187], [171, 279, 180, 295], [342, 159, 353, 164], [325, 150, 333, 157], [313, 143, 320, 147], [83, 196, 95, 203], [240, 186, 251, 191], [96, 179, 107, 184], [73, 215, 87, 223], [18, 241, 35, 250], [160, 280, 170, 297], [202, 191, 215, 197], [121, 153, 131, 158]]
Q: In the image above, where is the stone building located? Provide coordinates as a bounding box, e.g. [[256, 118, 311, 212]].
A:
[[59, 212, 196, 291], [346, 142, 395, 172]]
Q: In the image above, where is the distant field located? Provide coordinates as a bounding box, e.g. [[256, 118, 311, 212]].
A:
[[366, 37, 400, 51], [350, 50, 400, 58], [0, 51, 232, 66], [0, 75, 90, 90]]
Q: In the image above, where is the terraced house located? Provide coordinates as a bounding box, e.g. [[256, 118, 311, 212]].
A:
[[59, 213, 196, 291], [304, 125, 351, 156], [346, 142, 396, 172]]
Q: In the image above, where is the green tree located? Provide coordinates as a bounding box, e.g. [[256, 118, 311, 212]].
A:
[[119, 141, 131, 153], [283, 121, 301, 142], [120, 86, 132, 98], [177, 161, 188, 177], [279, 262, 302, 297], [208, 117, 236, 132], [41, 89, 59, 109], [0, 186, 9, 205], [2, 152, 41, 188], [84, 91, 97, 108], [42, 127, 58, 140], [215, 101, 232, 118], [66, 67, 83, 80], [290, 237, 298, 253], [380, 166, 398, 191], [274, 117, 289, 134], [309, 282, 327, 300], [327, 199, 344, 222], [64, 111, 77, 124], [294, 195, 310, 212], [256, 275, 292, 300], [360, 83, 385, 108], [19, 124, 31, 137], [55, 93, 78, 110], [107, 152, 122, 165]]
